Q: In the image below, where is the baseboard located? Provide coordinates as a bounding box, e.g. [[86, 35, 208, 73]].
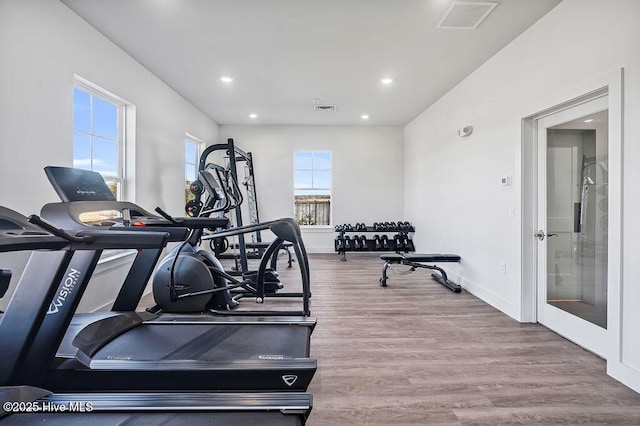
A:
[[608, 359, 640, 394], [442, 267, 520, 322], [306, 247, 337, 254]]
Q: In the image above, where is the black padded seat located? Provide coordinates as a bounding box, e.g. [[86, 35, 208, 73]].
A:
[[380, 253, 460, 263], [379, 253, 462, 293]]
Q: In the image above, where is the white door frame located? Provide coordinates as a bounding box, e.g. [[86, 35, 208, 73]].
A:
[[536, 95, 609, 358], [521, 69, 623, 357]]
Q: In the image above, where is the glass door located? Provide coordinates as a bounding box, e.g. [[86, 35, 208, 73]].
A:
[[536, 95, 610, 358]]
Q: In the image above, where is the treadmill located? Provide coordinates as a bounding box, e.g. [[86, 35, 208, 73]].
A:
[[0, 205, 312, 424], [16, 167, 316, 392]]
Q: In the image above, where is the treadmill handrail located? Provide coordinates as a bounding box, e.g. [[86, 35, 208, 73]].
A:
[[28, 215, 170, 250], [0, 206, 69, 253]]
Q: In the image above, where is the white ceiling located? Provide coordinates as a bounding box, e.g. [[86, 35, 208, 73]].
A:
[[60, 0, 563, 126]]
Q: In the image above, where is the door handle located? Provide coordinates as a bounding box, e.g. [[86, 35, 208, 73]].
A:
[[536, 230, 559, 241]]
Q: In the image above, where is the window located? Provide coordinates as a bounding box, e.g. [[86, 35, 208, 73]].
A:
[[73, 82, 126, 199], [293, 151, 331, 226], [185, 138, 201, 203]]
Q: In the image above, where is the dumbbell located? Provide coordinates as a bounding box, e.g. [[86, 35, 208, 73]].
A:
[[353, 235, 361, 250], [359, 235, 367, 250], [335, 236, 345, 251], [344, 236, 352, 250], [403, 234, 412, 250], [374, 235, 382, 250], [381, 235, 390, 250], [393, 234, 403, 249]]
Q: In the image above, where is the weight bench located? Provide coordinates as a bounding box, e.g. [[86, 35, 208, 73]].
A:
[[380, 253, 462, 293]]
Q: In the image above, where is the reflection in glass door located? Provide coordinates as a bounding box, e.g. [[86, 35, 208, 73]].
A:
[[545, 110, 608, 329]]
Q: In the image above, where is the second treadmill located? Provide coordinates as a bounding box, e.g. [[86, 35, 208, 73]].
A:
[[16, 167, 316, 392]]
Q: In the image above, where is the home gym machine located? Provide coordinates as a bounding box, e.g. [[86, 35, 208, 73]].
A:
[[193, 138, 294, 272], [193, 139, 307, 304]]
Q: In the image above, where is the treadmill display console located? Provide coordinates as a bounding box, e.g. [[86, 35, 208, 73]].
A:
[[44, 166, 116, 202]]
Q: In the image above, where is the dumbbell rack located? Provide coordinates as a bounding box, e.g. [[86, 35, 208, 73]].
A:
[[334, 225, 415, 261]]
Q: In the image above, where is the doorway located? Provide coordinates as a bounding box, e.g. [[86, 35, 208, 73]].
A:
[[535, 95, 609, 357], [522, 69, 625, 386]]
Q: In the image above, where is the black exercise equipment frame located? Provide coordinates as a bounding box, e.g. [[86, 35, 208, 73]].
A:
[[199, 139, 294, 272], [201, 217, 311, 316], [199, 138, 299, 290]]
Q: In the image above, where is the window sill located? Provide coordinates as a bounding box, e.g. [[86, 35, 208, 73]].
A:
[[96, 250, 137, 273]]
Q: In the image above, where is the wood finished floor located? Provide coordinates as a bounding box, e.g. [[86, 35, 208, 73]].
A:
[[141, 252, 640, 424], [298, 253, 640, 425]]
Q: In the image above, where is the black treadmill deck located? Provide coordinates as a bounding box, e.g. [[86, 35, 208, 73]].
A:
[[46, 321, 316, 392]]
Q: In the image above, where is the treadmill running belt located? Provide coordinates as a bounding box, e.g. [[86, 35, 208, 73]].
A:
[[91, 324, 310, 361]]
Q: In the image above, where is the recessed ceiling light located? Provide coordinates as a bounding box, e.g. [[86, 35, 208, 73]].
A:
[[584, 118, 594, 122], [361, 114, 370, 120], [249, 113, 257, 119], [220, 76, 233, 83], [381, 78, 393, 85]]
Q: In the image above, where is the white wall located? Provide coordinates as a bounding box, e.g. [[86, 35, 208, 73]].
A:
[[404, 0, 639, 391], [0, 0, 219, 311], [219, 126, 404, 252]]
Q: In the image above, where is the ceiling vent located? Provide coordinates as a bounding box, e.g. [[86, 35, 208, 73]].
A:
[[437, 1, 498, 30], [313, 104, 337, 113]]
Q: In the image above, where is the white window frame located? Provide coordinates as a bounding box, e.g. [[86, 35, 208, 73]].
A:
[[185, 136, 203, 182], [73, 76, 134, 264], [73, 77, 127, 200], [185, 135, 204, 202], [293, 150, 332, 227]]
